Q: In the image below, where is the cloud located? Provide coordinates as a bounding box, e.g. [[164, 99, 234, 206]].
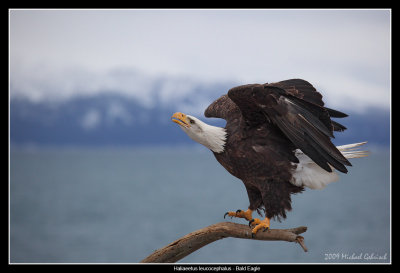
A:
[[10, 9, 391, 113]]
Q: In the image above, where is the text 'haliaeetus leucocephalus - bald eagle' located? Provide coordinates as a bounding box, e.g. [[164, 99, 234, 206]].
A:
[[171, 79, 368, 237]]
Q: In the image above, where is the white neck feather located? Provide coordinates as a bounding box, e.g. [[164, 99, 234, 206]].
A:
[[200, 123, 227, 153], [181, 116, 227, 153]]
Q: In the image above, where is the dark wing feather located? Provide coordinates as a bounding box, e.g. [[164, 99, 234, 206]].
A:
[[204, 94, 241, 123], [267, 79, 324, 106], [267, 79, 347, 132], [227, 83, 351, 173], [324, 107, 348, 118], [331, 120, 347, 132]]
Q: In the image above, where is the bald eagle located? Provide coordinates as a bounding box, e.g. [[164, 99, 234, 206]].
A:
[[172, 79, 368, 236]]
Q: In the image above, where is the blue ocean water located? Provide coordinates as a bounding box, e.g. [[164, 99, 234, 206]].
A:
[[9, 146, 390, 264]]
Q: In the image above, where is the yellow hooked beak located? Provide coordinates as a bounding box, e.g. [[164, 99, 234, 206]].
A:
[[171, 112, 191, 128]]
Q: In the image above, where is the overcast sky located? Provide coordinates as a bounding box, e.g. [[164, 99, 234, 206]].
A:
[[9, 9, 391, 112]]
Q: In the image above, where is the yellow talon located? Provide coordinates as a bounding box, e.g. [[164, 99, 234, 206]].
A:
[[224, 209, 253, 221], [250, 217, 270, 236]]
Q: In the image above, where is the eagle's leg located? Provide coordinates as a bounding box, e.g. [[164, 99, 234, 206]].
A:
[[224, 209, 253, 221], [249, 217, 270, 237]]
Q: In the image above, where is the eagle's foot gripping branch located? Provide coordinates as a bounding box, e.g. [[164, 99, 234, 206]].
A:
[[249, 217, 270, 237], [224, 209, 270, 237], [224, 209, 253, 221]]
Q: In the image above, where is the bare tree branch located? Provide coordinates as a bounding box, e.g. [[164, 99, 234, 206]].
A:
[[140, 222, 308, 263]]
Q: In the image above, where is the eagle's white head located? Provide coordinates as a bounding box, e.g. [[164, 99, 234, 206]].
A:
[[171, 112, 227, 153]]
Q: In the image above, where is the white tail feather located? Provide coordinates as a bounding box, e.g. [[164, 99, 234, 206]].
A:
[[290, 142, 369, 189], [337, 141, 369, 159]]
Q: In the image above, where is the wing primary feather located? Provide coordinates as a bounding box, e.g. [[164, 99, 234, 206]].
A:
[[297, 113, 351, 165], [303, 133, 349, 173], [280, 123, 333, 172], [273, 115, 333, 172], [271, 104, 350, 173], [283, 97, 334, 138], [331, 120, 347, 132], [283, 95, 334, 135], [325, 107, 348, 118]]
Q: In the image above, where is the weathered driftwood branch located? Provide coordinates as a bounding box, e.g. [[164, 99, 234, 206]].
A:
[[141, 222, 308, 263]]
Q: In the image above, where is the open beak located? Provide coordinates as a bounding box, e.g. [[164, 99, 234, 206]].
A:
[[172, 112, 191, 128]]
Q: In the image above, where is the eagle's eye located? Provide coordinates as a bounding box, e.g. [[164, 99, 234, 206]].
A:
[[190, 119, 195, 124]]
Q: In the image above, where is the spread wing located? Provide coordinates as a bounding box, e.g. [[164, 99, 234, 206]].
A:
[[204, 94, 242, 123], [267, 79, 347, 132], [227, 79, 351, 173]]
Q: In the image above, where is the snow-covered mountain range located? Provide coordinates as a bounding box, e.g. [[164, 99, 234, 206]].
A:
[[10, 74, 390, 148]]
